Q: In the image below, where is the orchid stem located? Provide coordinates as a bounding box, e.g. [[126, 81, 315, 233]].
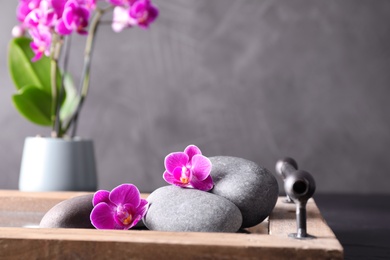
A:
[[66, 7, 109, 138], [55, 35, 72, 138], [50, 33, 62, 138]]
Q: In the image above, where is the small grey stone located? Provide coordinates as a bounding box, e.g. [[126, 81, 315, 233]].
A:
[[209, 156, 279, 228], [144, 186, 243, 232], [39, 194, 95, 228], [39, 194, 146, 229]]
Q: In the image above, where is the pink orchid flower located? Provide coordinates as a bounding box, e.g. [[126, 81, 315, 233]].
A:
[[29, 26, 52, 61], [56, 0, 90, 35], [90, 183, 148, 230], [24, 0, 57, 28], [17, 0, 42, 22], [163, 145, 214, 191], [128, 0, 158, 29], [111, 0, 158, 32]]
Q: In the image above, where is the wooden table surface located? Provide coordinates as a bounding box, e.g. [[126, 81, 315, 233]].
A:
[[0, 190, 343, 259]]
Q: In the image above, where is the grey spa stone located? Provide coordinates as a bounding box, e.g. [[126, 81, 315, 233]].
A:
[[39, 194, 145, 229], [39, 194, 95, 228], [209, 156, 279, 228], [143, 186, 243, 232]]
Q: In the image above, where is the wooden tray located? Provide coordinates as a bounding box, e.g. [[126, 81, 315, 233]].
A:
[[0, 190, 343, 259]]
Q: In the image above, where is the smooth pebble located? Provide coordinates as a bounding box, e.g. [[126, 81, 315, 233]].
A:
[[144, 186, 243, 232], [209, 156, 279, 228]]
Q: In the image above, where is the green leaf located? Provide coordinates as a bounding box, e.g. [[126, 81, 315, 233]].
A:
[[8, 37, 60, 94], [60, 73, 80, 124], [12, 86, 52, 126]]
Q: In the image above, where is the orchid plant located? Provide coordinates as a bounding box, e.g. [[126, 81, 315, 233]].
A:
[[8, 0, 158, 138]]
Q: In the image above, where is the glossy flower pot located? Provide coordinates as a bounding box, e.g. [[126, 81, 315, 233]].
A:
[[19, 137, 97, 192]]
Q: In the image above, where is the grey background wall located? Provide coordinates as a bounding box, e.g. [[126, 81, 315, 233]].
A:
[[1, 0, 389, 194]]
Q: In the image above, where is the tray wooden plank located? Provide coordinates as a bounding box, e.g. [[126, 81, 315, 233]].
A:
[[0, 191, 343, 259]]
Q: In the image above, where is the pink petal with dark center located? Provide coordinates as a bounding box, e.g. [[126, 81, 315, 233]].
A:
[[130, 199, 148, 228], [190, 175, 214, 191], [92, 190, 110, 206], [163, 170, 188, 187], [90, 202, 116, 229], [172, 166, 186, 180], [114, 203, 136, 229], [56, 19, 72, 35], [110, 183, 141, 207], [191, 154, 212, 181], [184, 145, 202, 161], [164, 152, 188, 174], [145, 4, 159, 24]]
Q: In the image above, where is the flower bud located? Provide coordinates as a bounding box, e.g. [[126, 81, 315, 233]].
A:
[[12, 25, 25, 38]]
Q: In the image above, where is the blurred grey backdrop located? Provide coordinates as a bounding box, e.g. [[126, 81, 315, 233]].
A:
[[1, 0, 390, 194]]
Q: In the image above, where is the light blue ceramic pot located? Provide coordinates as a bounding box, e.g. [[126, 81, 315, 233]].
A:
[[19, 137, 97, 191]]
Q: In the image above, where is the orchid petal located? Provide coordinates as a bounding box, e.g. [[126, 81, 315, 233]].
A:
[[190, 175, 214, 191], [31, 51, 43, 62], [163, 171, 175, 185], [184, 145, 202, 161], [130, 199, 148, 228], [170, 167, 191, 187], [92, 190, 110, 206], [164, 152, 188, 174], [129, 215, 142, 229], [110, 183, 141, 207], [56, 19, 72, 35], [90, 202, 116, 229], [52, 0, 67, 17], [63, 8, 74, 28], [140, 3, 159, 28], [191, 154, 212, 181], [135, 199, 148, 218], [172, 166, 185, 180]]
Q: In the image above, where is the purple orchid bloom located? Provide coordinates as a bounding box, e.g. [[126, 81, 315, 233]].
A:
[[90, 183, 148, 230], [24, 0, 57, 28], [163, 145, 213, 191], [56, 0, 90, 35], [17, 0, 42, 22], [29, 26, 52, 61], [111, 0, 158, 32], [128, 0, 158, 29]]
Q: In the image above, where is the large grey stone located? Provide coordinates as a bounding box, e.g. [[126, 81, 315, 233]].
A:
[[144, 186, 242, 232], [209, 156, 279, 228]]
